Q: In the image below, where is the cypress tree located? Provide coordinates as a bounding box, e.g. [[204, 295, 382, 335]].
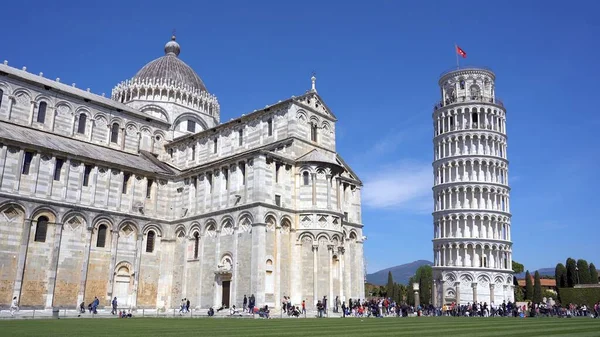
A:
[[533, 271, 543, 304], [417, 265, 433, 305], [566, 258, 577, 287], [407, 277, 415, 305], [590, 263, 599, 284], [386, 271, 395, 298], [555, 263, 567, 288], [525, 270, 533, 300], [576, 259, 591, 284]]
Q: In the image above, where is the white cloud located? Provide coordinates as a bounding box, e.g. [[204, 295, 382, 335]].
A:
[[362, 161, 432, 212]]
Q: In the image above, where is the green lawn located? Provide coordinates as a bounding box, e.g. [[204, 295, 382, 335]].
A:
[[0, 316, 598, 336]]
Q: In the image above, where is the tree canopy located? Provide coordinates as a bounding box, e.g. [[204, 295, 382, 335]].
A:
[[555, 263, 567, 288], [525, 270, 533, 301], [512, 260, 524, 274], [590, 263, 598, 285], [566, 258, 577, 287], [576, 259, 591, 284], [533, 271, 543, 304]]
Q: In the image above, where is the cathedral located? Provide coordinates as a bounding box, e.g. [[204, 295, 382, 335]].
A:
[[0, 36, 365, 310]]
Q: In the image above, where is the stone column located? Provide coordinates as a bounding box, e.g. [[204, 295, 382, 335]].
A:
[[49, 107, 57, 132], [290, 230, 302, 305], [120, 127, 126, 151], [0, 145, 7, 187], [130, 233, 143, 309], [12, 219, 32, 301], [88, 118, 95, 142], [77, 227, 93, 306], [62, 159, 71, 200], [454, 281, 461, 305], [338, 247, 345, 302], [90, 166, 99, 206], [46, 221, 64, 308], [440, 280, 447, 306], [312, 243, 318, 306], [13, 149, 24, 191], [413, 283, 420, 308], [275, 225, 281, 308], [326, 174, 332, 209], [432, 280, 438, 307], [489, 284, 495, 305], [31, 153, 42, 195], [472, 283, 478, 303], [328, 244, 334, 312], [311, 173, 316, 206], [28, 100, 36, 125], [251, 222, 267, 306], [106, 230, 119, 301]]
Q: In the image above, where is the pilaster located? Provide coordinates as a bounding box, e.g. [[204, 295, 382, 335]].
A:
[[251, 222, 266, 306], [45, 221, 64, 309]]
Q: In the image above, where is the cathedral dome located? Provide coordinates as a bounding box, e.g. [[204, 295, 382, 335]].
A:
[[133, 35, 207, 92]]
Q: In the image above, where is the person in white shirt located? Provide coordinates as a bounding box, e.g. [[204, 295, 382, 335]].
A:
[[10, 297, 19, 317]]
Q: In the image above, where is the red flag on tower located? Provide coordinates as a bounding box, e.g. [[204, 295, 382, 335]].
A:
[[456, 45, 467, 58]]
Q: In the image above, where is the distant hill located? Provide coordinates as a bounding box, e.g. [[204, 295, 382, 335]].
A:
[[367, 260, 432, 285], [516, 268, 555, 278]]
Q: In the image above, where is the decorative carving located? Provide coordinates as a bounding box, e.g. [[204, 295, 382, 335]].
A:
[[67, 216, 84, 230], [2, 206, 21, 221], [217, 255, 233, 273], [57, 104, 71, 114], [121, 224, 134, 236], [221, 222, 233, 236], [15, 92, 30, 105]]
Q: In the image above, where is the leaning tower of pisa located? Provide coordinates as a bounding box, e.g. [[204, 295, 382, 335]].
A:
[[431, 67, 514, 307]]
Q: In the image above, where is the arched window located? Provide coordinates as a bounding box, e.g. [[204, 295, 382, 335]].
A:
[[34, 216, 49, 242], [77, 113, 87, 134], [267, 118, 273, 136], [187, 120, 195, 132], [96, 224, 107, 247], [459, 80, 465, 90], [37, 102, 47, 123], [470, 85, 480, 99], [0, 89, 4, 108], [194, 232, 200, 259], [110, 123, 119, 143], [303, 171, 310, 185], [311, 123, 318, 142], [146, 230, 155, 252]]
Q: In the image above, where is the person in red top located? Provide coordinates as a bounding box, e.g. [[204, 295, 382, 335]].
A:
[[301, 300, 306, 315]]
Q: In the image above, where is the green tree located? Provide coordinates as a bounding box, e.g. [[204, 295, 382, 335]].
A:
[[407, 277, 415, 305], [590, 263, 599, 284], [566, 258, 577, 287], [514, 285, 525, 302], [416, 265, 433, 306], [555, 263, 567, 288], [525, 270, 533, 300], [386, 271, 395, 298], [512, 260, 524, 274], [533, 271, 543, 304], [576, 259, 591, 284]]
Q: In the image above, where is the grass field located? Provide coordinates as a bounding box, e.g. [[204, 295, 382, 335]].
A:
[[1, 317, 598, 336]]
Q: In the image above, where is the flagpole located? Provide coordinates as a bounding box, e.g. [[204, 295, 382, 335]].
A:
[[455, 43, 459, 69]]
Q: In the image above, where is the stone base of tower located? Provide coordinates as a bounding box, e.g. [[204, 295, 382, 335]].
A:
[[432, 268, 514, 306]]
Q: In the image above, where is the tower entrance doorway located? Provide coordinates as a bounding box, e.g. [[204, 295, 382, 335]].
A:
[[222, 281, 231, 307]]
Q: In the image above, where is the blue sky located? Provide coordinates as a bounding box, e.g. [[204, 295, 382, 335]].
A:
[[3, 1, 599, 274]]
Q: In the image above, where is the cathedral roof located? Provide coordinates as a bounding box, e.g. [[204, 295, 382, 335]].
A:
[[296, 149, 340, 166], [132, 35, 207, 92], [0, 122, 174, 175]]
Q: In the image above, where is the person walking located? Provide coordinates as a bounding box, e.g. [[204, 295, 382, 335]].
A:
[[111, 297, 118, 315], [243, 295, 248, 312], [10, 297, 19, 317]]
